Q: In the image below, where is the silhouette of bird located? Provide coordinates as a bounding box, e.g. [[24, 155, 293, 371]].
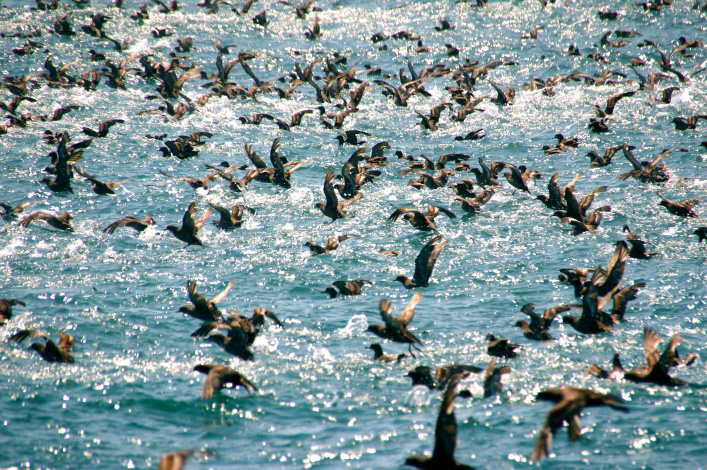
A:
[[74, 166, 128, 195], [103, 215, 156, 234], [193, 364, 257, 398], [324, 280, 372, 298], [456, 189, 495, 214], [388, 205, 456, 231], [368, 343, 406, 363], [586, 327, 695, 386], [209, 203, 254, 230], [18, 211, 73, 232], [404, 374, 475, 470], [82, 119, 124, 137], [622, 224, 658, 259], [165, 202, 211, 246], [617, 144, 674, 183], [483, 359, 511, 398], [305, 234, 359, 255], [695, 227, 707, 243], [367, 291, 423, 355], [530, 387, 629, 461], [179, 280, 234, 322], [657, 192, 699, 218], [486, 333, 519, 358], [316, 169, 362, 221], [395, 236, 448, 288], [9, 329, 75, 363], [515, 303, 576, 341]]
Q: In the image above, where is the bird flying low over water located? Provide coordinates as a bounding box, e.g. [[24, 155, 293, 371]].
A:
[[165, 201, 211, 246], [388, 204, 456, 231], [395, 236, 448, 288], [368, 291, 423, 356], [586, 327, 696, 387], [193, 364, 257, 399], [530, 387, 629, 461], [179, 280, 234, 322], [9, 329, 76, 363]]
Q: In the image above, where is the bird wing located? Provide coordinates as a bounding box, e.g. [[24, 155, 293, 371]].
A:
[[9, 328, 49, 343], [379, 298, 397, 330], [428, 204, 457, 219], [209, 280, 234, 305], [643, 327, 662, 368], [323, 169, 339, 210], [578, 186, 607, 215], [244, 144, 268, 169], [194, 207, 213, 231], [622, 144, 643, 171], [181, 202, 198, 233], [397, 291, 422, 326], [387, 207, 417, 222], [648, 145, 678, 169], [413, 235, 448, 287], [431, 373, 462, 463]]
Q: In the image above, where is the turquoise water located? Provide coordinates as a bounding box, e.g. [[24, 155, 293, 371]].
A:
[[1, 0, 706, 469]]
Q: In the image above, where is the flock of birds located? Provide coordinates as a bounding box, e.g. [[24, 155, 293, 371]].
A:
[[1, 0, 707, 468]]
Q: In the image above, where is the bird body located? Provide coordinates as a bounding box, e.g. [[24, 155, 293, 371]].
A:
[[395, 236, 448, 288]]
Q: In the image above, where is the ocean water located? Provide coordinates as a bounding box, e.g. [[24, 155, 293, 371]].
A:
[[1, 0, 706, 469]]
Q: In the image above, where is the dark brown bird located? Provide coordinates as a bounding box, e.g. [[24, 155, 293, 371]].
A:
[[204, 164, 261, 192], [537, 172, 583, 210], [486, 333, 520, 358], [695, 227, 707, 243], [42, 133, 84, 193], [82, 119, 124, 137], [388, 205, 456, 231], [74, 166, 128, 195], [592, 90, 636, 118], [617, 144, 673, 183], [530, 387, 629, 461], [0, 299, 25, 326], [165, 202, 212, 246], [657, 192, 699, 218], [18, 211, 73, 232], [9, 329, 75, 363], [502, 163, 532, 193], [103, 215, 156, 234], [159, 164, 242, 190], [515, 303, 576, 341], [279, 0, 318, 19], [587, 327, 695, 386], [407, 364, 483, 391], [395, 236, 448, 288], [157, 449, 217, 470], [193, 364, 257, 398], [622, 224, 658, 259], [483, 359, 511, 398], [488, 80, 515, 106], [179, 280, 234, 322], [562, 286, 613, 335], [305, 234, 360, 255], [449, 180, 476, 199], [0, 201, 34, 221], [404, 374, 474, 470], [673, 115, 707, 131], [209, 203, 254, 230], [324, 279, 372, 298], [456, 189, 495, 214], [315, 169, 362, 221], [367, 291, 423, 355], [368, 343, 406, 363]]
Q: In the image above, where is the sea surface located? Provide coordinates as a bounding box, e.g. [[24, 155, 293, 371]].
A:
[[1, 0, 706, 469]]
